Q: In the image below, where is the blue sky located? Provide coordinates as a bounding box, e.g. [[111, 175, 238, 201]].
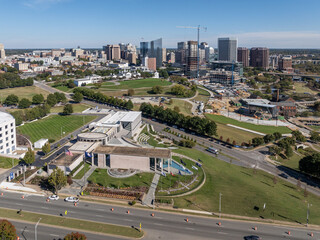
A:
[[0, 0, 319, 48]]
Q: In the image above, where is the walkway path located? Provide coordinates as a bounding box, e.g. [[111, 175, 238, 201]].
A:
[[143, 173, 159, 207]]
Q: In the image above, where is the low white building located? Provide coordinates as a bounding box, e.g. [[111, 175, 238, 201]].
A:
[[34, 138, 48, 149], [0, 112, 16, 154], [74, 74, 103, 87]]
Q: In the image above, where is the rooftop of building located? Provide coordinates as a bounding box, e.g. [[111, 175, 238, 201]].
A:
[[94, 145, 171, 158], [69, 141, 99, 152], [78, 132, 106, 139], [51, 152, 81, 166], [0, 111, 15, 124]]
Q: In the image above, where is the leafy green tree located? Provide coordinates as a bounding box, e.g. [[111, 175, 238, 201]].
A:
[[151, 85, 163, 94], [252, 137, 264, 147], [310, 131, 320, 142], [285, 146, 293, 157], [42, 143, 51, 155], [299, 153, 320, 177], [171, 84, 186, 96], [269, 145, 281, 156], [64, 232, 87, 240], [18, 98, 31, 109], [0, 219, 17, 240], [46, 93, 57, 106], [291, 130, 306, 142], [263, 134, 275, 143], [48, 168, 67, 194], [23, 148, 35, 165], [54, 92, 67, 103], [273, 132, 282, 141], [159, 69, 169, 79], [67, 80, 76, 88], [127, 89, 135, 96], [4, 94, 19, 106], [72, 92, 83, 103], [125, 100, 133, 110], [32, 94, 44, 104], [63, 104, 73, 115]]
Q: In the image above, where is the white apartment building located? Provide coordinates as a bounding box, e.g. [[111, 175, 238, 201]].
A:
[[0, 112, 16, 154]]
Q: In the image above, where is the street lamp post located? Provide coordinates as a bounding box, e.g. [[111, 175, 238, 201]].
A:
[[219, 193, 222, 218], [60, 126, 65, 139], [35, 218, 42, 240], [307, 203, 312, 227]]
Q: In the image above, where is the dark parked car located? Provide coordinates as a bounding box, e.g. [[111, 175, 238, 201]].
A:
[[244, 236, 262, 240]]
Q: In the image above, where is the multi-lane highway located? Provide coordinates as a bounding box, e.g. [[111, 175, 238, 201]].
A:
[[0, 191, 318, 240]]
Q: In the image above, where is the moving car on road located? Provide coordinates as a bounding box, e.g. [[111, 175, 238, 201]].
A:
[[64, 197, 79, 203], [48, 195, 59, 200]]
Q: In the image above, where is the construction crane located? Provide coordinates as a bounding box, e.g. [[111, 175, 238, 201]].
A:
[[176, 25, 207, 80], [231, 60, 235, 86]]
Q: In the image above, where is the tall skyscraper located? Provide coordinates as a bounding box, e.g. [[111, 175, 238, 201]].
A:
[[177, 42, 187, 50], [218, 37, 237, 62], [237, 47, 249, 67], [162, 48, 167, 62], [250, 47, 269, 69], [0, 43, 5, 59], [176, 41, 188, 64], [150, 38, 162, 68], [140, 42, 149, 58], [187, 40, 198, 75], [103, 45, 121, 61]]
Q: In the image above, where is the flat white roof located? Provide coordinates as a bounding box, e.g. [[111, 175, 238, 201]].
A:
[[121, 111, 141, 122], [34, 138, 48, 144], [0, 112, 14, 124]]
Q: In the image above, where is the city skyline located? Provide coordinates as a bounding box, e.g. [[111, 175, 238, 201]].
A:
[[0, 0, 320, 48]]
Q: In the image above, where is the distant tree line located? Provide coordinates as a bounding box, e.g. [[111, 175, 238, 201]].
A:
[[73, 87, 134, 110], [139, 103, 217, 136], [0, 72, 33, 89]]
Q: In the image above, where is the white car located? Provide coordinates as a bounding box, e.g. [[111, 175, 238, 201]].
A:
[[64, 197, 79, 203], [48, 195, 59, 200]]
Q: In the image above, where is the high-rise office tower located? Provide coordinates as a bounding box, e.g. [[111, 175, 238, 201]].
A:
[[218, 37, 237, 62], [140, 42, 149, 58], [162, 48, 167, 62], [167, 52, 175, 63], [250, 47, 269, 69], [0, 43, 5, 59], [103, 45, 121, 61], [150, 38, 162, 68], [128, 53, 137, 65], [237, 47, 249, 67], [278, 56, 292, 71], [187, 40, 198, 75], [176, 41, 188, 64]]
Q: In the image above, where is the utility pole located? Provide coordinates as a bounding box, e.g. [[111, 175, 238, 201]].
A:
[[35, 218, 42, 240], [307, 203, 312, 227], [219, 192, 222, 218], [23, 165, 26, 186]]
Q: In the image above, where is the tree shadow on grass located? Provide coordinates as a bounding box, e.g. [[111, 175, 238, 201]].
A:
[[240, 171, 252, 177], [286, 192, 301, 200], [283, 184, 296, 190], [260, 181, 273, 187]]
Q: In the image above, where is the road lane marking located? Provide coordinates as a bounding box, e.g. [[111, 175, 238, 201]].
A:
[[15, 203, 23, 206], [41, 207, 48, 209], [154, 223, 163, 226], [185, 227, 195, 230], [97, 208, 105, 211], [50, 234, 60, 237], [123, 219, 133, 222], [217, 232, 227, 235], [95, 215, 104, 217]]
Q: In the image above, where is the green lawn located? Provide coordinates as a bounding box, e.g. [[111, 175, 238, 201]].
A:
[[164, 99, 193, 115], [0, 157, 20, 169], [18, 115, 96, 143], [287, 82, 319, 95], [0, 86, 50, 102], [0, 207, 143, 238], [270, 149, 303, 171], [88, 169, 154, 189], [216, 123, 260, 145], [74, 163, 91, 179], [50, 84, 74, 93], [206, 114, 291, 134], [50, 103, 91, 113], [165, 147, 320, 225], [100, 78, 172, 90], [192, 88, 211, 103]]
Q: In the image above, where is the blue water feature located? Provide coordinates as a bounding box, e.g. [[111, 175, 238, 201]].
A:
[[163, 160, 192, 174]]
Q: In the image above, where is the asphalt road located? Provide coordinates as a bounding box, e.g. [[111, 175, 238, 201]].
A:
[[12, 220, 122, 240], [0, 191, 318, 240]]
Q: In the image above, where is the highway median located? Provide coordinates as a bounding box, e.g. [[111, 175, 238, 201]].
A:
[[0, 207, 144, 239]]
